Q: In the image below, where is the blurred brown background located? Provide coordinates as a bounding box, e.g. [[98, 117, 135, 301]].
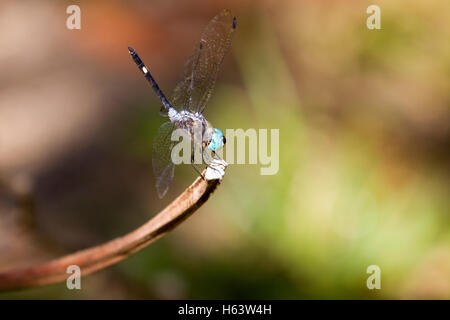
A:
[[0, 0, 448, 299]]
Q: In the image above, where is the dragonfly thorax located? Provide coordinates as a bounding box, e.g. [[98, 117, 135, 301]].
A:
[[169, 108, 208, 141], [169, 109, 205, 129], [168, 108, 224, 150]]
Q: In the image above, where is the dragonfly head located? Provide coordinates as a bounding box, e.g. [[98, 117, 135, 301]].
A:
[[208, 128, 226, 151]]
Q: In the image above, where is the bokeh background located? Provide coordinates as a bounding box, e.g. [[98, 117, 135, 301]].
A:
[[0, 0, 448, 299]]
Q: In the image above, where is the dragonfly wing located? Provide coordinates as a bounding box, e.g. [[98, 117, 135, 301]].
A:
[[168, 44, 202, 113], [169, 10, 236, 114], [152, 122, 176, 198]]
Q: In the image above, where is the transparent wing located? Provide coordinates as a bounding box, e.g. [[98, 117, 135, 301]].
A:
[[169, 9, 236, 114], [152, 122, 176, 198], [167, 44, 202, 113]]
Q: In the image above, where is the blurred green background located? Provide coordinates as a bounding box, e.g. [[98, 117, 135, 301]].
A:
[[0, 0, 448, 299]]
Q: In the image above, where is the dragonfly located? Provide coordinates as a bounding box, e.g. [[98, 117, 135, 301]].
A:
[[129, 10, 236, 198]]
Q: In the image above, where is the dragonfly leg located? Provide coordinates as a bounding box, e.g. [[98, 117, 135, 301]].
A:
[[191, 163, 205, 180], [211, 150, 224, 161], [202, 149, 215, 168], [190, 151, 205, 180]]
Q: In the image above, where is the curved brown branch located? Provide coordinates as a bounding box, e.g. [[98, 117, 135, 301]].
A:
[[0, 171, 223, 292]]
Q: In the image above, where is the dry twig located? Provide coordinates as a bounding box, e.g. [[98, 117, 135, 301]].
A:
[[0, 170, 223, 292]]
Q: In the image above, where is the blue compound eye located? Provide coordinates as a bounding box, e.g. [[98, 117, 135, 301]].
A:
[[208, 128, 224, 151]]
